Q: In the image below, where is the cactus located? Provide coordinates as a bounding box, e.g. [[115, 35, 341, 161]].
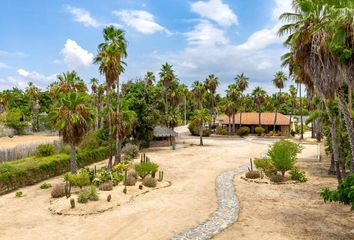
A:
[[139, 184, 143, 190], [250, 158, 253, 171], [65, 181, 71, 198], [123, 187, 127, 194], [70, 198, 75, 208], [158, 171, 164, 182], [107, 194, 111, 202]]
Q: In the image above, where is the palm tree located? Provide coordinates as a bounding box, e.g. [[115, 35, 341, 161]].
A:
[[159, 63, 175, 121], [90, 78, 99, 130], [192, 108, 211, 146], [204, 74, 219, 126], [49, 92, 93, 173], [96, 83, 105, 129], [223, 100, 235, 134], [56, 71, 87, 95], [192, 81, 205, 109], [144, 72, 155, 86], [252, 87, 266, 128], [226, 84, 240, 133], [181, 84, 189, 125], [235, 73, 249, 128], [25, 82, 40, 132], [95, 25, 127, 168], [289, 84, 297, 134], [272, 71, 287, 132]]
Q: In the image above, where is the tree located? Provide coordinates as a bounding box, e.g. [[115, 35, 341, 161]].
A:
[[192, 81, 205, 109], [235, 73, 249, 128], [252, 87, 267, 127], [144, 72, 155, 86], [204, 74, 219, 126], [226, 84, 240, 133], [272, 71, 287, 132], [95, 25, 127, 168], [289, 84, 297, 133], [49, 92, 93, 173], [159, 63, 175, 122], [90, 78, 99, 130], [25, 82, 40, 132], [192, 108, 211, 146]]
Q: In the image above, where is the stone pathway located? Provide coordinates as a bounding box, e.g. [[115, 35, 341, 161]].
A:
[[171, 163, 250, 240]]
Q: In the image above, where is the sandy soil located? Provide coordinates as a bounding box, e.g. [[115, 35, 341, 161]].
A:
[[0, 134, 59, 149], [0, 136, 352, 240]]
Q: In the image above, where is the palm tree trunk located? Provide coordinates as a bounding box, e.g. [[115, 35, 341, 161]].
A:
[[97, 99, 102, 129], [336, 88, 354, 173], [228, 115, 231, 134], [258, 105, 261, 127], [239, 111, 242, 129], [273, 89, 280, 132], [348, 87, 352, 110], [199, 122, 203, 146], [324, 101, 341, 182], [338, 112, 347, 179], [106, 86, 113, 170], [70, 143, 77, 173], [115, 80, 121, 165], [289, 97, 295, 135], [232, 113, 235, 133], [299, 83, 304, 140]]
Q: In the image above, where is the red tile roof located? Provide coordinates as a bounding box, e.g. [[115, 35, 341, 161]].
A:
[[217, 112, 290, 126]]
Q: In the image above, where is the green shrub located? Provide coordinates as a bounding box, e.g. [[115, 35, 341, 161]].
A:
[[267, 131, 274, 137], [93, 166, 123, 187], [99, 181, 113, 191], [122, 143, 139, 159], [142, 176, 157, 187], [255, 127, 265, 136], [188, 120, 210, 137], [51, 184, 65, 198], [254, 158, 276, 176], [321, 173, 354, 210], [40, 183, 52, 189], [245, 170, 261, 179], [64, 171, 90, 188], [79, 131, 100, 150], [216, 127, 228, 135], [135, 162, 159, 179], [77, 186, 99, 203], [270, 174, 284, 183], [5, 109, 28, 135], [113, 163, 129, 173], [236, 126, 250, 137], [15, 191, 23, 197], [0, 147, 109, 195], [290, 166, 307, 182], [267, 140, 302, 177], [36, 144, 56, 157]]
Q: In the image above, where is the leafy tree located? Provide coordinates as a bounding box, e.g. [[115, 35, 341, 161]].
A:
[[5, 108, 28, 135], [191, 108, 211, 146]]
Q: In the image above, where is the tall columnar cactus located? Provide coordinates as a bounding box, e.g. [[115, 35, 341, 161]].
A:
[[65, 181, 71, 198], [70, 198, 75, 208], [158, 171, 164, 182]]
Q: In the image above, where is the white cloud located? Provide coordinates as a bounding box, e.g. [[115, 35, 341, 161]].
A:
[[66, 6, 101, 28], [0, 69, 57, 90], [113, 10, 167, 34], [0, 62, 9, 69], [191, 0, 238, 27], [0, 50, 27, 57], [184, 20, 228, 46], [60, 39, 93, 70]]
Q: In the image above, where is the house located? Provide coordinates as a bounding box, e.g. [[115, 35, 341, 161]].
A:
[[217, 112, 292, 135]]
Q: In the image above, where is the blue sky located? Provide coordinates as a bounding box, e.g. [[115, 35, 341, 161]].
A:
[[0, 0, 293, 94]]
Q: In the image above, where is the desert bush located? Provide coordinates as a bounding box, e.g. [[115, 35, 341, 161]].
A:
[[0, 147, 109, 195], [135, 162, 159, 179], [124, 175, 137, 186], [51, 184, 65, 198], [267, 140, 302, 177], [36, 144, 56, 157], [142, 177, 157, 188], [267, 131, 274, 137], [40, 183, 52, 189], [270, 174, 284, 183], [93, 166, 123, 187], [255, 127, 265, 136], [99, 181, 113, 191], [77, 186, 99, 203], [321, 173, 354, 210], [113, 163, 129, 173], [245, 170, 261, 179], [254, 158, 276, 176], [15, 191, 23, 197], [122, 154, 132, 163], [215, 127, 228, 135], [122, 143, 140, 159], [79, 131, 100, 150], [290, 166, 307, 182], [236, 126, 250, 137], [64, 171, 90, 188], [128, 170, 137, 179]]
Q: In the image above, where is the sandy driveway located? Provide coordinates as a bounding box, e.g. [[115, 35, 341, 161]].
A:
[[0, 136, 350, 240]]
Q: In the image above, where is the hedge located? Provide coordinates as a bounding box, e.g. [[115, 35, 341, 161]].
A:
[[0, 147, 109, 195]]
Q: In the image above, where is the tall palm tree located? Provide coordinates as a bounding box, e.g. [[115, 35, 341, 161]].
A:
[[159, 63, 175, 122], [90, 78, 99, 130], [223, 100, 235, 134], [289, 84, 297, 133], [226, 84, 240, 133], [95, 25, 127, 168], [192, 81, 205, 109], [252, 87, 266, 127], [235, 73, 249, 128], [49, 92, 93, 173], [56, 71, 87, 95], [181, 84, 189, 125], [192, 108, 211, 146], [144, 72, 155, 86], [204, 74, 219, 126], [272, 71, 287, 132]]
